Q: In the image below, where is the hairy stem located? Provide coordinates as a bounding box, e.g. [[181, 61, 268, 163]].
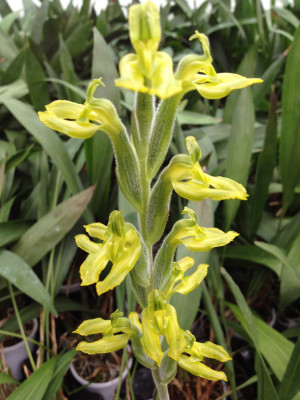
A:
[[152, 367, 170, 400]]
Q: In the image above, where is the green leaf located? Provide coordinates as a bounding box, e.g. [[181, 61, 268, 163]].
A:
[[272, 212, 300, 250], [0, 372, 18, 385], [177, 111, 220, 126], [0, 250, 57, 315], [0, 80, 28, 98], [255, 241, 299, 279], [249, 89, 277, 234], [25, 48, 50, 110], [42, 350, 76, 400], [7, 356, 57, 400], [12, 186, 94, 267], [58, 35, 81, 103], [0, 96, 82, 195], [229, 303, 300, 398], [278, 336, 300, 400], [0, 28, 18, 62], [273, 7, 300, 28], [280, 25, 300, 214], [173, 0, 192, 17], [2, 48, 25, 85], [255, 352, 279, 400], [280, 234, 300, 310], [225, 244, 281, 275], [224, 87, 255, 228], [172, 199, 214, 330], [0, 220, 32, 247]]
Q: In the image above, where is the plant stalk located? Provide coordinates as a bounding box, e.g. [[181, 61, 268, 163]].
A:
[[8, 282, 36, 371], [152, 367, 170, 400]]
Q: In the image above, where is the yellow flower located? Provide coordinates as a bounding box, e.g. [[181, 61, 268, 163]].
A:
[[115, 1, 182, 99], [140, 291, 185, 366], [75, 211, 141, 296], [166, 136, 248, 201], [169, 207, 238, 252], [178, 332, 231, 381], [75, 310, 139, 355], [39, 79, 123, 139], [164, 257, 209, 298], [176, 31, 263, 99]]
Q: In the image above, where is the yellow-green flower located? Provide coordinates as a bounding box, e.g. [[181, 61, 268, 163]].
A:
[[75, 310, 139, 355], [166, 136, 248, 202], [169, 207, 238, 252], [176, 31, 263, 99], [178, 332, 231, 381], [39, 79, 123, 138], [115, 1, 182, 99], [164, 257, 209, 298], [140, 291, 185, 366], [75, 211, 141, 296]]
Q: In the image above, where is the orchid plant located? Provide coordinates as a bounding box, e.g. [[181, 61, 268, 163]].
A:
[[39, 2, 262, 399]]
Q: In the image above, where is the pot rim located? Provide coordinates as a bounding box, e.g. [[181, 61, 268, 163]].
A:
[[3, 318, 38, 354]]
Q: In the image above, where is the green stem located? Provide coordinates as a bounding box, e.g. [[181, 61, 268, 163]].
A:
[[8, 282, 36, 371], [152, 367, 170, 400]]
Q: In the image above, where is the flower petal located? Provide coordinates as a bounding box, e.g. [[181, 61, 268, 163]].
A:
[[74, 318, 111, 336], [76, 333, 130, 354], [182, 228, 238, 252], [179, 354, 228, 381], [193, 73, 263, 99]]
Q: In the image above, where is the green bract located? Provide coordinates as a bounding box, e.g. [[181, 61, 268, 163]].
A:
[[38, 1, 263, 397]]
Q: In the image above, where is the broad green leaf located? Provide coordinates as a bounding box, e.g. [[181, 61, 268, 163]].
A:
[[255, 352, 279, 400], [58, 35, 81, 103], [273, 7, 300, 28], [0, 96, 82, 195], [0, 28, 18, 62], [224, 86, 255, 228], [51, 19, 93, 68], [0, 220, 32, 247], [44, 77, 86, 99], [2, 47, 25, 85], [280, 25, 300, 214], [42, 350, 76, 400], [0, 250, 57, 315], [173, 0, 192, 17], [84, 27, 119, 219], [172, 199, 214, 330], [7, 356, 57, 400], [12, 186, 94, 267], [177, 111, 220, 126], [202, 282, 237, 398], [280, 234, 300, 310], [278, 336, 300, 400], [0, 80, 28, 98], [255, 241, 299, 278], [221, 268, 278, 399], [253, 52, 286, 106], [249, 90, 277, 235], [221, 267, 259, 348], [229, 303, 300, 395], [25, 48, 50, 110], [0, 0, 12, 17], [0, 372, 18, 385], [272, 212, 300, 250]]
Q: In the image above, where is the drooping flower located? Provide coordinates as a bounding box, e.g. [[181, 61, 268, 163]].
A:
[[38, 79, 123, 139], [74, 310, 139, 354], [75, 211, 141, 296], [176, 31, 263, 99], [166, 136, 248, 202]]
